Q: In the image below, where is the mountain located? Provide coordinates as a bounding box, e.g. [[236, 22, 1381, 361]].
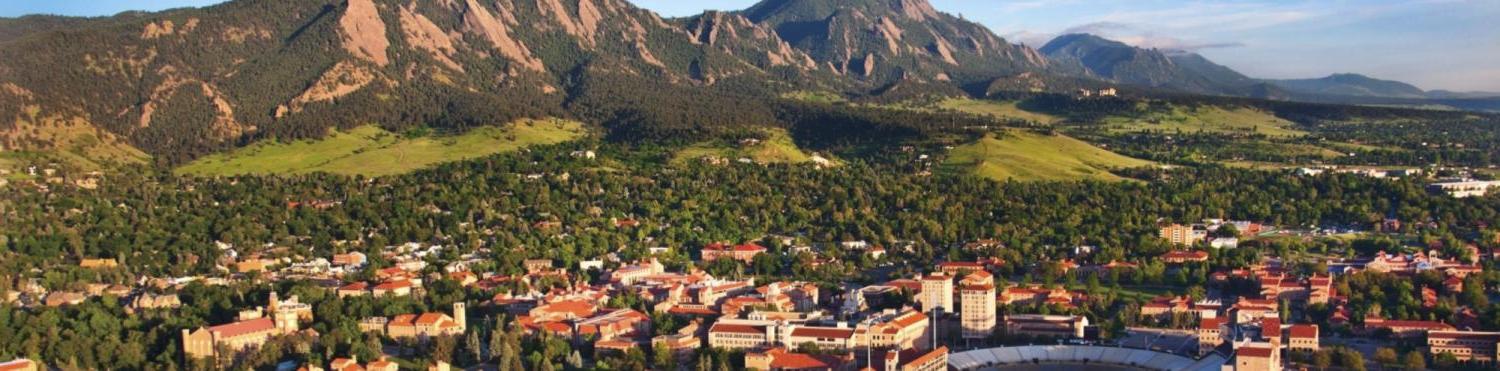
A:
[[1267, 73, 1428, 99], [0, 0, 1070, 168], [0, 0, 857, 165], [1038, 33, 1278, 97], [740, 0, 1049, 86]]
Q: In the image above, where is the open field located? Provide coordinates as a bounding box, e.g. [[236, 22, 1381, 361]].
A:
[[672, 127, 829, 166], [937, 98, 1062, 125], [942, 131, 1155, 182], [176, 118, 586, 177], [1101, 106, 1305, 137]]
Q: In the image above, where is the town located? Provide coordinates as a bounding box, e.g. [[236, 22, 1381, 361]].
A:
[[5, 210, 1499, 371]]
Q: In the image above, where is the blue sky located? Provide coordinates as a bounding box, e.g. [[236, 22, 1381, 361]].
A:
[[4, 0, 1496, 91]]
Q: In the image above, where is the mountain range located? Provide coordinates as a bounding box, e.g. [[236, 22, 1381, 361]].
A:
[[0, 0, 1492, 168]]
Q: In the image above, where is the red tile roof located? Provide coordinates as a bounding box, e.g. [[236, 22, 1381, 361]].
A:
[[1289, 324, 1318, 339], [710, 323, 765, 335], [209, 317, 276, 339], [1236, 346, 1275, 358]]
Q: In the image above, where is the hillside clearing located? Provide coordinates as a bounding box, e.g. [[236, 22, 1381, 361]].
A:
[[942, 131, 1154, 182], [937, 98, 1061, 125], [672, 128, 833, 166], [176, 118, 586, 177], [1102, 105, 1305, 137]]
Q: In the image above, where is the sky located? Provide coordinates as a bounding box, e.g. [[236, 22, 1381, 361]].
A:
[[4, 0, 1497, 91]]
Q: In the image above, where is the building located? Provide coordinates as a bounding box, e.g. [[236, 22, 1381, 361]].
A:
[[1287, 324, 1319, 352], [708, 322, 774, 350], [1161, 250, 1210, 263], [1141, 296, 1193, 319], [1261, 317, 1281, 347], [371, 280, 413, 297], [376, 302, 466, 340], [183, 317, 281, 360], [1429, 180, 1500, 198], [1159, 224, 1208, 245], [1234, 343, 1281, 371], [958, 272, 996, 339], [783, 326, 857, 350], [1198, 318, 1226, 355], [577, 309, 651, 341], [702, 243, 768, 263], [1363, 316, 1455, 338], [79, 258, 120, 269], [857, 309, 932, 350], [0, 359, 38, 371], [918, 273, 954, 313], [182, 292, 305, 360], [744, 347, 855, 371], [1004, 314, 1088, 339], [1427, 330, 1500, 363], [872, 347, 948, 371]]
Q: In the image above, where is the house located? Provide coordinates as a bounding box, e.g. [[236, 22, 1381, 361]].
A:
[[1004, 314, 1088, 339], [1287, 324, 1319, 352], [702, 243, 767, 263], [129, 293, 182, 312], [1428, 330, 1500, 362], [523, 259, 553, 273], [371, 280, 412, 297], [332, 252, 367, 268], [338, 282, 370, 297], [43, 291, 86, 307], [744, 347, 855, 371]]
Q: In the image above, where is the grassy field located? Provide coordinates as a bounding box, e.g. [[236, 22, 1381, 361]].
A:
[[672, 128, 828, 166], [781, 91, 848, 104], [942, 131, 1155, 182], [937, 98, 1061, 125], [1102, 105, 1305, 137], [177, 118, 586, 177]]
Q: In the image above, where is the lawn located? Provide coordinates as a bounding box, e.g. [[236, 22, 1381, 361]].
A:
[[937, 98, 1061, 125], [942, 131, 1155, 182], [176, 118, 587, 177], [1102, 105, 1306, 137], [672, 127, 829, 166]]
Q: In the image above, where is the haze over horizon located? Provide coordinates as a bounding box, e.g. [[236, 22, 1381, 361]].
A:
[[2, 0, 1495, 92]]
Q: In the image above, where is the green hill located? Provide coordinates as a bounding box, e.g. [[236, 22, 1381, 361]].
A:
[[176, 119, 585, 177], [672, 128, 831, 166], [943, 131, 1154, 182]]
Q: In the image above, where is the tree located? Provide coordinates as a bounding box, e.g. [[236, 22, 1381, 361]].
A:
[[1374, 348, 1398, 366], [1312, 350, 1332, 369], [1401, 351, 1425, 370]]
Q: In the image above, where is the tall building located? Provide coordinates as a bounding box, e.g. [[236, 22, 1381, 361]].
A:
[[958, 271, 996, 339], [919, 273, 954, 314], [1159, 224, 1208, 245]]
